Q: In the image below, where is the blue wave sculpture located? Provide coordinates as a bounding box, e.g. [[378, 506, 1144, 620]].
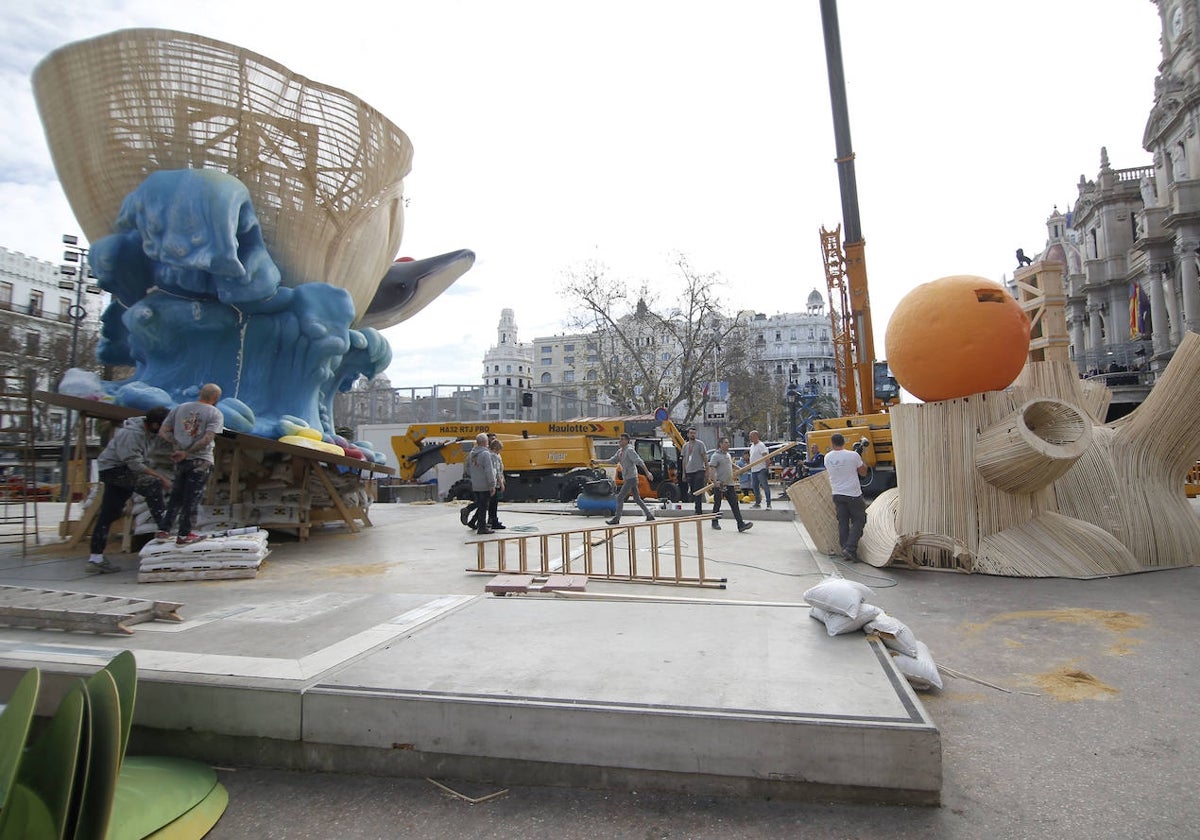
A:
[[89, 169, 391, 438]]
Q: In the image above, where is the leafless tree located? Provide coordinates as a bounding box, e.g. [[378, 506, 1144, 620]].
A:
[[559, 254, 753, 425]]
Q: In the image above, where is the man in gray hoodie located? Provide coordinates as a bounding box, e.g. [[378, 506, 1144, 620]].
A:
[[87, 406, 173, 573], [465, 433, 498, 535]]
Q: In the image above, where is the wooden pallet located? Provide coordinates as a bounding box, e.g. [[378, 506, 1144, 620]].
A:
[[485, 574, 588, 595], [138, 567, 260, 583], [0, 585, 183, 635]]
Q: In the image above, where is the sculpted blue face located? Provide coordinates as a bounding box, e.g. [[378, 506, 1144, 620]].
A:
[[88, 168, 392, 439]]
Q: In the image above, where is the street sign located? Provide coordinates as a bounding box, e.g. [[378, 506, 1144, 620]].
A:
[[705, 400, 727, 421]]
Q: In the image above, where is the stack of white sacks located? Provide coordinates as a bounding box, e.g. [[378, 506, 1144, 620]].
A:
[[138, 528, 271, 577], [803, 577, 942, 690]]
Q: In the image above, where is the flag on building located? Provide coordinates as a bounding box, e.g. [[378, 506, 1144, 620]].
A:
[[1129, 282, 1151, 338]]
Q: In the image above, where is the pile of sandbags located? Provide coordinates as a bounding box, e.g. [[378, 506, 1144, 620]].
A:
[[803, 577, 942, 690], [137, 529, 270, 582]]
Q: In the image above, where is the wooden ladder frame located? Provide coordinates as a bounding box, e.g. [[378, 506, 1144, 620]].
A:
[[468, 514, 727, 589]]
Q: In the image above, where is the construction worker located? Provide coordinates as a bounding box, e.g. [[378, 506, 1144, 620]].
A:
[[597, 433, 655, 525]]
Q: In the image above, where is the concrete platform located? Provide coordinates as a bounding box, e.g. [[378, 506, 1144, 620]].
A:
[[0, 498, 941, 804]]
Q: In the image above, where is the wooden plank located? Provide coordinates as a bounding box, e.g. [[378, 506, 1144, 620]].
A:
[[485, 574, 535, 594], [311, 466, 360, 533], [138, 568, 259, 583], [0, 601, 140, 634], [0, 585, 184, 634]]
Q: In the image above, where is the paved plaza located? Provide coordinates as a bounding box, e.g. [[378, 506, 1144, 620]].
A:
[[0, 498, 1196, 838]]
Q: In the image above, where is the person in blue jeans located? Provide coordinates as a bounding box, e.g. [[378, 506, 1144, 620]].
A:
[[748, 430, 772, 509]]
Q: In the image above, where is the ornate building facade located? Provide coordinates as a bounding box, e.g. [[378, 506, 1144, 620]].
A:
[[478, 291, 838, 424], [1039, 2, 1200, 382], [0, 245, 107, 440]]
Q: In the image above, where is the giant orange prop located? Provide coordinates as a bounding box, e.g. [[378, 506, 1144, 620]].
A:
[[885, 275, 1031, 402]]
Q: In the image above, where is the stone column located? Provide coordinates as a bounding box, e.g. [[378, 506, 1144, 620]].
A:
[[1110, 285, 1130, 346], [1087, 297, 1105, 367], [1180, 237, 1200, 335], [1148, 262, 1171, 356], [1165, 262, 1182, 348], [1068, 306, 1087, 367]]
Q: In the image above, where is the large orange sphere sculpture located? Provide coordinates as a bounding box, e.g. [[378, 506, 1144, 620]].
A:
[[885, 275, 1031, 402]]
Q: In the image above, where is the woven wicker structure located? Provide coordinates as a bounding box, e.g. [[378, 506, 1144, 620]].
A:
[[877, 334, 1200, 576], [796, 334, 1200, 577], [32, 28, 413, 321]]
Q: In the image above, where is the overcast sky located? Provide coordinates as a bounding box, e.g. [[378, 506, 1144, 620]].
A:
[[0, 1, 1164, 389]]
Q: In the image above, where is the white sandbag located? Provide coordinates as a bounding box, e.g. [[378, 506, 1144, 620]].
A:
[[803, 578, 875, 619], [890, 641, 942, 690], [810, 604, 882, 637], [865, 611, 920, 658], [139, 530, 269, 558]]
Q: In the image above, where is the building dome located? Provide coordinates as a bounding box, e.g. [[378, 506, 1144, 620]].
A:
[[1044, 243, 1066, 264], [807, 289, 824, 308]]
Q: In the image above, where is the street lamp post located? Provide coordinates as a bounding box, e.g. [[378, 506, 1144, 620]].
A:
[[57, 234, 95, 502]]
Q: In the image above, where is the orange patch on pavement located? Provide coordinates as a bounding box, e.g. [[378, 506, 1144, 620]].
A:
[[1035, 667, 1119, 701]]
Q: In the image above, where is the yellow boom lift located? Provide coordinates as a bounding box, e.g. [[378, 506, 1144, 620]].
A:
[[392, 416, 686, 503], [807, 0, 899, 497]]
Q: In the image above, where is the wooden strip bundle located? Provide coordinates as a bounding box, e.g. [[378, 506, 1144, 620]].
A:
[[893, 396, 989, 568], [975, 399, 1092, 495], [975, 511, 1141, 577], [859, 488, 901, 567], [786, 472, 840, 555], [1104, 332, 1200, 566], [1012, 359, 1111, 424]]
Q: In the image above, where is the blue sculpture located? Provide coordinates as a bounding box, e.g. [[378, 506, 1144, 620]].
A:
[[89, 169, 392, 439]]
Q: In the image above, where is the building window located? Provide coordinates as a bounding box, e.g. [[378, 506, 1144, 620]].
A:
[[541, 372, 552, 383], [564, 343, 574, 351], [586, 369, 597, 380], [494, 365, 499, 372], [29, 291, 43, 318], [541, 345, 552, 354], [542, 358, 552, 365], [564, 371, 575, 383], [0, 281, 12, 306], [506, 365, 512, 373], [25, 332, 39, 354]]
